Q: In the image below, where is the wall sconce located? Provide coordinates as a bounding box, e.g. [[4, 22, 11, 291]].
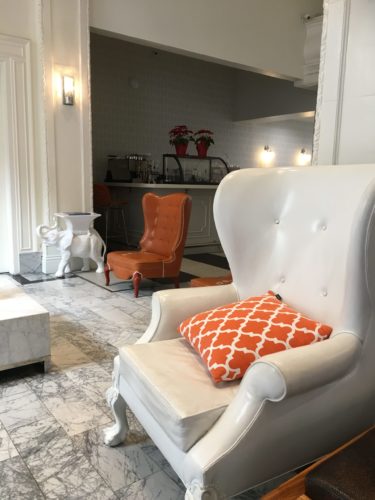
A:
[[297, 148, 312, 166], [260, 145, 275, 167], [62, 75, 75, 105]]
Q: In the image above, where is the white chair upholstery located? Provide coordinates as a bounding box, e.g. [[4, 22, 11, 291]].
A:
[[104, 165, 375, 499], [119, 338, 240, 451]]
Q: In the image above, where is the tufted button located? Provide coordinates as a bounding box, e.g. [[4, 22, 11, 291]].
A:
[[280, 276, 286, 283], [321, 224, 327, 231], [321, 288, 328, 297], [274, 219, 280, 225]]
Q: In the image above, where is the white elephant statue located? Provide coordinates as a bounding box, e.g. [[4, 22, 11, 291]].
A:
[[36, 222, 106, 278]]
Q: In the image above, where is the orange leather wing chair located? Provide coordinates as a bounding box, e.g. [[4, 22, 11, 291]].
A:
[[105, 192, 192, 297]]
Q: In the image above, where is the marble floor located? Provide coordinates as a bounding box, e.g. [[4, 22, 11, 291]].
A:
[[0, 256, 290, 499]]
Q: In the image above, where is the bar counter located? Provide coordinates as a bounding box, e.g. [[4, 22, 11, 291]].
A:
[[106, 181, 219, 189], [105, 182, 220, 247]]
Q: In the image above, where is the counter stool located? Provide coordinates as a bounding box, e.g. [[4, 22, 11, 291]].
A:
[[93, 183, 129, 248]]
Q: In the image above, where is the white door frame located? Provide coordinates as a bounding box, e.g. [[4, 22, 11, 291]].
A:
[[0, 62, 12, 273], [0, 34, 36, 274]]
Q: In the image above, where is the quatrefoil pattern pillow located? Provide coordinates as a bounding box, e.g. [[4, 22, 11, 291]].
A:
[[178, 292, 332, 383]]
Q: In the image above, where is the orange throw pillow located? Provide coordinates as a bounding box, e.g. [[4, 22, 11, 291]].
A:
[[178, 292, 332, 383]]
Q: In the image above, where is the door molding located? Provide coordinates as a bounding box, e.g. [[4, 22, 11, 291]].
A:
[[313, 0, 351, 165], [0, 33, 36, 273]]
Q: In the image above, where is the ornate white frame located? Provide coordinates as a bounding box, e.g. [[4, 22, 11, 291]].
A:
[[313, 0, 352, 165]]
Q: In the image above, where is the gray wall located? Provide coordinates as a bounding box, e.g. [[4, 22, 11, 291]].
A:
[[91, 33, 315, 182]]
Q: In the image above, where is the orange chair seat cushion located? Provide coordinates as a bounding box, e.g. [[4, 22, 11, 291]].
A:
[[107, 250, 172, 279], [178, 291, 332, 383]]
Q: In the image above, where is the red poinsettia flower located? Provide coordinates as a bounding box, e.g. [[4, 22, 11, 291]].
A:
[[194, 129, 214, 145], [168, 125, 193, 145]]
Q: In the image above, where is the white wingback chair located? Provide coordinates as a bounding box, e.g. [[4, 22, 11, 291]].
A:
[[104, 165, 375, 499]]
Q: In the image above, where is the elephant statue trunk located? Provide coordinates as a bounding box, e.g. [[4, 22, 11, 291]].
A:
[[36, 221, 58, 243]]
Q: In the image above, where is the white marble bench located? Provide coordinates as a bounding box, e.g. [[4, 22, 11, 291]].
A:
[[0, 275, 50, 372]]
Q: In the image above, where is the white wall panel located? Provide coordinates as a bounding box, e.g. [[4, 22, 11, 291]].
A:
[[315, 0, 375, 165], [42, 0, 92, 214], [0, 0, 92, 269], [0, 34, 35, 272], [338, 96, 375, 164], [0, 0, 47, 258], [341, 1, 375, 99]]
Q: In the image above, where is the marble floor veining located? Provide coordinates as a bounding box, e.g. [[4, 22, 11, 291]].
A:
[[0, 256, 288, 499]]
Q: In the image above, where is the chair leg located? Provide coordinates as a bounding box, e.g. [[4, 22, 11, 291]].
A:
[[104, 264, 111, 286], [103, 356, 129, 446], [185, 484, 220, 499], [105, 208, 109, 247], [132, 272, 142, 298], [174, 276, 180, 288]]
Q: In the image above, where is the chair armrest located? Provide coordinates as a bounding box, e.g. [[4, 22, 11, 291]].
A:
[[138, 284, 239, 343], [249, 332, 361, 398], [183, 332, 361, 485]]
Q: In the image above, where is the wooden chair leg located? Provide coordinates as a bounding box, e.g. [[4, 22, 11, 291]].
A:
[[104, 264, 111, 286], [174, 276, 180, 288], [132, 272, 142, 298]]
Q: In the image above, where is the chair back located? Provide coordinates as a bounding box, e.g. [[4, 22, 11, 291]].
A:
[[93, 183, 112, 207], [140, 193, 192, 263], [214, 165, 375, 339]]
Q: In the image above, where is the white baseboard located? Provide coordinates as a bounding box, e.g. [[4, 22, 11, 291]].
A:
[[42, 245, 60, 274]]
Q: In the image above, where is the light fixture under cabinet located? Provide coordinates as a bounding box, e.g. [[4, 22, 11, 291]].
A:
[[260, 145, 275, 167], [297, 148, 312, 166]]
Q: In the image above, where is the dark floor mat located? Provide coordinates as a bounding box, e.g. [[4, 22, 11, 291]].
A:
[[151, 271, 196, 284], [185, 253, 229, 270]]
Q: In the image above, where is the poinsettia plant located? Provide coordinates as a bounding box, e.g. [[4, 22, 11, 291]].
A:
[[168, 125, 193, 145], [194, 129, 214, 146]]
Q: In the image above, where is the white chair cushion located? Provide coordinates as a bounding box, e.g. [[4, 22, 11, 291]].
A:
[[119, 337, 239, 451]]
